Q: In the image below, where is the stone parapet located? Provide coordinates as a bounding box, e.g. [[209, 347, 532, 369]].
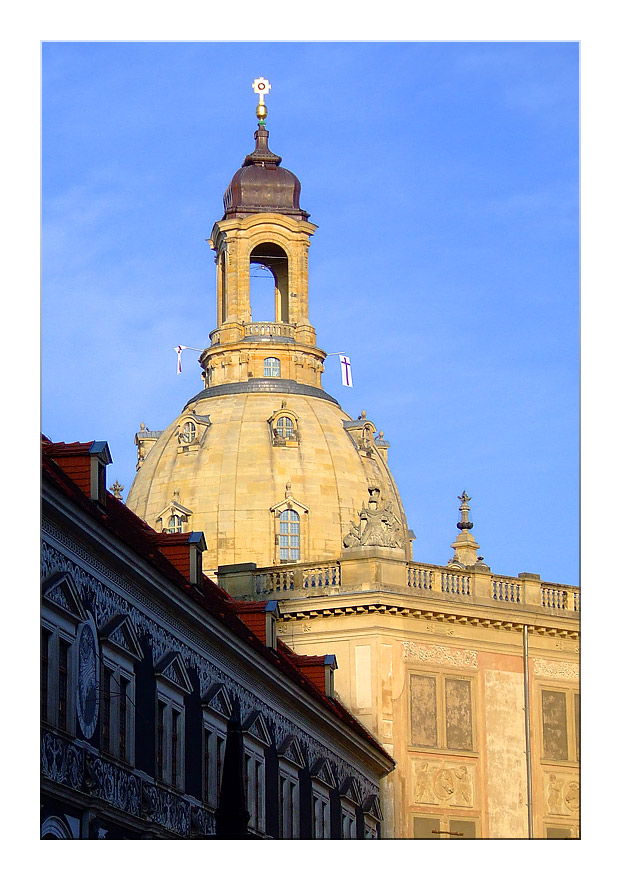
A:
[[223, 556, 580, 622]]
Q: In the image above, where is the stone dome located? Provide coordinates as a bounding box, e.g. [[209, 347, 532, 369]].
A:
[[222, 126, 309, 221], [126, 385, 409, 574]]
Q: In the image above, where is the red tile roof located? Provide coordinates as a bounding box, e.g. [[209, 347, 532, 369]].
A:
[[41, 436, 394, 767]]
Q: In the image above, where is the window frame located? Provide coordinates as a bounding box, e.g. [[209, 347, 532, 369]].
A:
[[411, 812, 479, 839], [154, 679, 187, 791], [202, 713, 228, 809], [408, 669, 478, 755], [278, 508, 301, 562], [243, 738, 266, 835], [539, 684, 580, 765], [278, 759, 300, 839], [40, 615, 77, 735], [311, 781, 331, 839], [263, 357, 281, 378]]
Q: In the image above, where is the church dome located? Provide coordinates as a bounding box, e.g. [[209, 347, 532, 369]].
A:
[[223, 126, 309, 221], [126, 385, 409, 574], [127, 88, 410, 574]]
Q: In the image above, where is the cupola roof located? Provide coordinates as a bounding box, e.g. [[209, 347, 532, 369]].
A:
[[222, 125, 309, 221]]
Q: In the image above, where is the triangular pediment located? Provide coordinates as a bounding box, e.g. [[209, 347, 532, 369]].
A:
[[154, 651, 192, 694], [310, 757, 337, 789], [100, 615, 144, 661], [41, 571, 85, 621], [339, 776, 363, 806], [242, 710, 272, 746], [201, 683, 233, 719], [362, 793, 383, 821], [270, 496, 308, 516], [277, 734, 305, 768]]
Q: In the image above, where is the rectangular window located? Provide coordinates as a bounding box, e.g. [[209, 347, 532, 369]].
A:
[[341, 810, 356, 839], [203, 728, 211, 802], [542, 689, 568, 760], [546, 826, 573, 839], [574, 693, 580, 761], [449, 819, 476, 839], [445, 678, 473, 751], [244, 749, 265, 834], [101, 666, 112, 753], [410, 675, 438, 748], [41, 628, 50, 722], [279, 771, 299, 839], [410, 672, 475, 752], [171, 708, 181, 789], [312, 792, 330, 839], [119, 675, 129, 762], [541, 688, 579, 763], [58, 638, 70, 731], [156, 700, 165, 780], [413, 815, 478, 839], [413, 816, 441, 839]]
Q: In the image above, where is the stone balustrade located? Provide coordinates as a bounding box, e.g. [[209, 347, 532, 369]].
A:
[[242, 558, 580, 618], [244, 321, 297, 338], [254, 561, 341, 595]]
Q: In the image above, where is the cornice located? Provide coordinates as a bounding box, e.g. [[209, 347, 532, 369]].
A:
[[279, 599, 579, 640]]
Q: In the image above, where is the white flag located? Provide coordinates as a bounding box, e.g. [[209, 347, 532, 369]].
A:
[[174, 345, 187, 374], [339, 355, 353, 387]]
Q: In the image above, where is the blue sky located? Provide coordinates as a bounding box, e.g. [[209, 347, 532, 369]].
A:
[[41, 41, 579, 585]]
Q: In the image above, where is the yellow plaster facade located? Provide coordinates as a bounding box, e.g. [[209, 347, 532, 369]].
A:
[[126, 110, 579, 839]]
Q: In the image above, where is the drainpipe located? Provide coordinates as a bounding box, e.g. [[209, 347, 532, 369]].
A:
[[523, 624, 534, 838]]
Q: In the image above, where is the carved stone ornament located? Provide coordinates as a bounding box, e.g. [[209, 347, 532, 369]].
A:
[[402, 641, 478, 669], [545, 772, 579, 816], [41, 526, 380, 806], [76, 617, 100, 740], [533, 659, 579, 681], [413, 760, 474, 808], [343, 487, 403, 549]]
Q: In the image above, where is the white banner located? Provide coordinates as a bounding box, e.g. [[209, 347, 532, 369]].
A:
[[174, 345, 187, 374], [339, 355, 353, 387]]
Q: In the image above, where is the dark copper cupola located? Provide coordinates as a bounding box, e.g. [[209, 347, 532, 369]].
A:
[[222, 126, 309, 221]]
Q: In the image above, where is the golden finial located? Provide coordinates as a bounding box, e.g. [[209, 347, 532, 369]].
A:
[[252, 77, 271, 125]]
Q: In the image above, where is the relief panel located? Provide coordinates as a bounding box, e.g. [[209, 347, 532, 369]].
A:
[[412, 758, 475, 808], [544, 771, 579, 817]]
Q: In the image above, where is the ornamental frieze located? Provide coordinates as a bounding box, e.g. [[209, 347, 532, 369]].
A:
[[533, 658, 579, 681], [42, 524, 379, 803], [402, 641, 478, 668], [41, 731, 83, 790]]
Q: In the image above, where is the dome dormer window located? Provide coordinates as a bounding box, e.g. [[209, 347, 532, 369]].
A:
[[276, 416, 295, 439], [264, 357, 281, 378], [167, 515, 183, 534], [268, 406, 299, 447]]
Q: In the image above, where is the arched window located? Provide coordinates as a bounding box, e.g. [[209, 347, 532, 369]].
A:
[[279, 510, 300, 561], [250, 243, 290, 323], [180, 422, 196, 443], [264, 357, 281, 378], [275, 416, 294, 439], [167, 515, 183, 534]]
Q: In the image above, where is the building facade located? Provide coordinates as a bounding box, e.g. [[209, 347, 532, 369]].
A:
[[41, 437, 393, 839], [124, 91, 579, 839]]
